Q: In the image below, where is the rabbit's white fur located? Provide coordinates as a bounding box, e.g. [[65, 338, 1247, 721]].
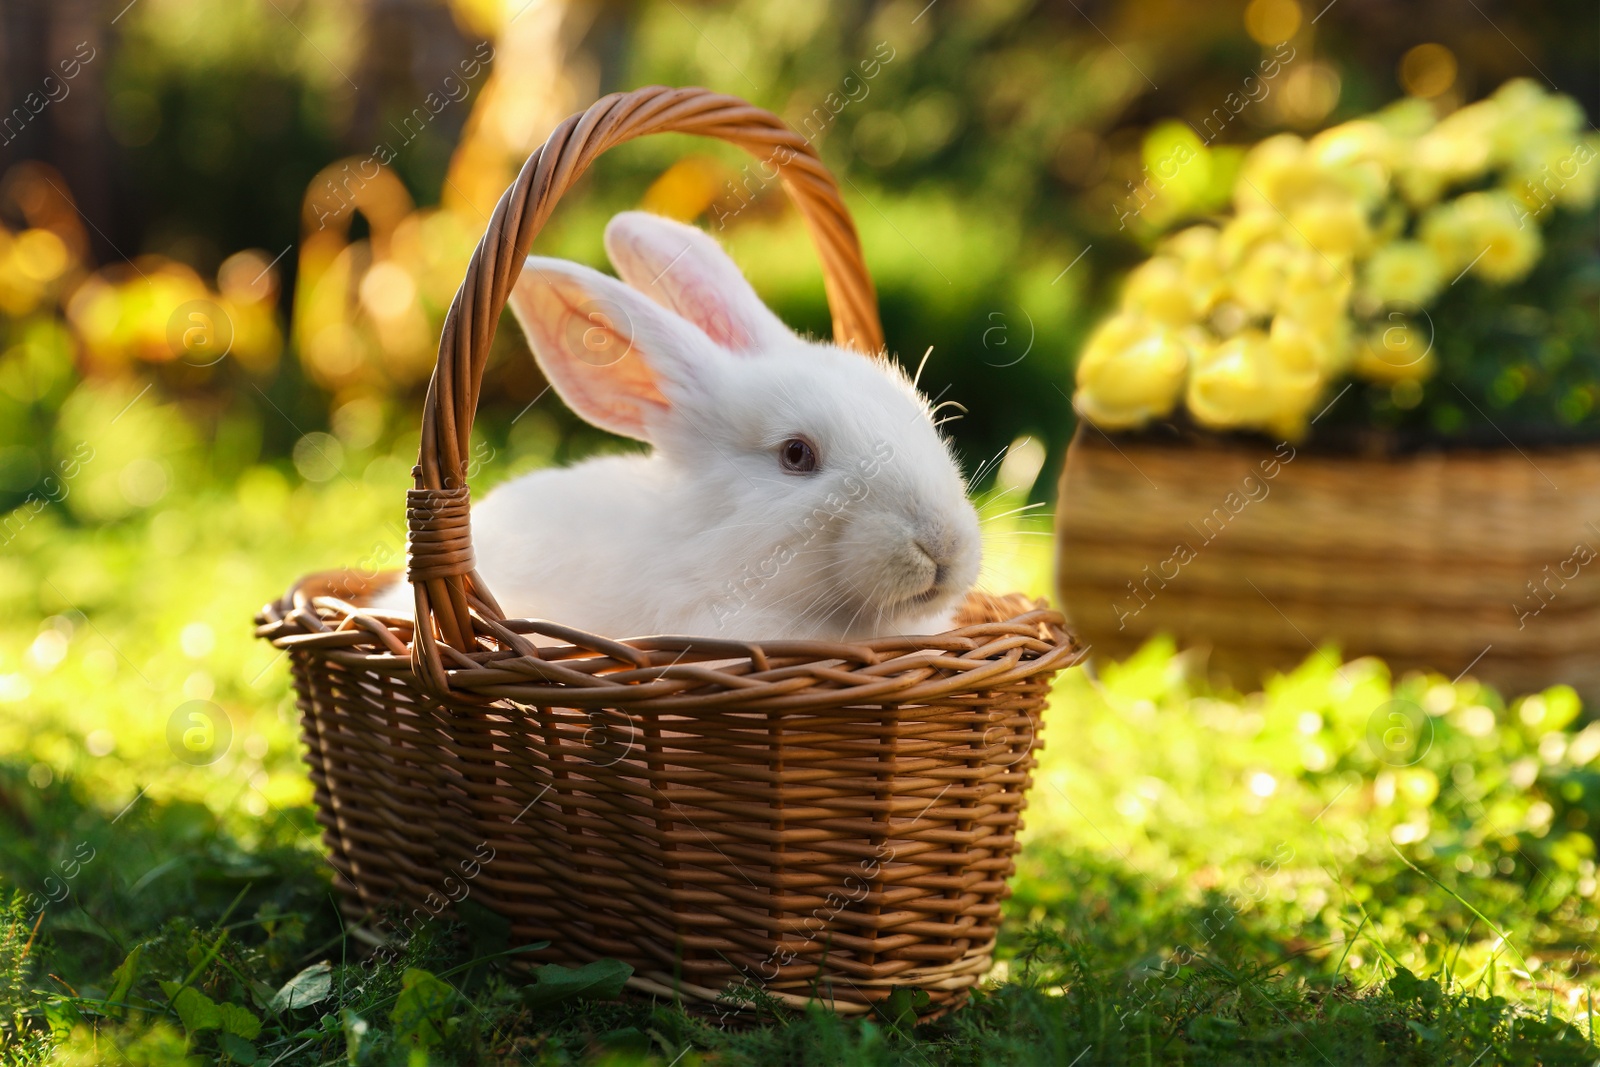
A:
[[370, 211, 980, 641]]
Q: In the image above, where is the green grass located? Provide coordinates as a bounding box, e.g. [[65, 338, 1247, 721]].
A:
[[2, 390, 1599, 1064]]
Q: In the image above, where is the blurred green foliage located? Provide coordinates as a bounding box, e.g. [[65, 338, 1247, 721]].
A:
[[103, 0, 361, 266]]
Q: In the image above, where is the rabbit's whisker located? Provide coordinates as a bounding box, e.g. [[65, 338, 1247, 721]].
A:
[[836, 577, 880, 638], [980, 502, 1049, 523], [800, 592, 852, 627], [764, 576, 848, 612], [699, 521, 784, 534], [968, 442, 1012, 487], [912, 346, 934, 391]]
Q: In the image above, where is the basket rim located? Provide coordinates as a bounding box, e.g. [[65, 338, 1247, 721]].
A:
[[255, 570, 1082, 711], [1072, 418, 1600, 461]]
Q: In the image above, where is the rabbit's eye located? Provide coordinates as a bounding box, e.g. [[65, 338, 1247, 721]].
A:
[[779, 437, 818, 474]]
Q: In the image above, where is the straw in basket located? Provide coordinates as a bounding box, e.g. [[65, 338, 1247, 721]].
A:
[[256, 85, 1082, 1020]]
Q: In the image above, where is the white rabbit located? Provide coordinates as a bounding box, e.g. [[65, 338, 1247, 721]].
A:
[[369, 211, 981, 642]]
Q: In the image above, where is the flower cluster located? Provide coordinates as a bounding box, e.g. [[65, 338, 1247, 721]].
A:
[[1075, 79, 1599, 439]]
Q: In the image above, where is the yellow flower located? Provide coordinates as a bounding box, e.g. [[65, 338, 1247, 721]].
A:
[[1556, 134, 1600, 209], [1459, 190, 1542, 284], [1268, 314, 1335, 378], [1235, 134, 1316, 213], [1310, 120, 1395, 169], [1122, 256, 1197, 326], [1219, 210, 1284, 269], [1187, 329, 1324, 437], [1397, 163, 1447, 208], [1228, 240, 1295, 318], [1506, 135, 1599, 217], [1270, 312, 1350, 378], [1164, 224, 1221, 263], [1401, 100, 1498, 205], [1418, 199, 1471, 273], [1491, 77, 1546, 117], [1320, 314, 1354, 376], [1188, 332, 1268, 429], [1420, 191, 1540, 284], [1373, 97, 1437, 139], [1465, 195, 1536, 286], [1288, 193, 1371, 259], [1235, 131, 1388, 214], [1074, 315, 1192, 429], [1336, 160, 1390, 209], [1307, 122, 1392, 208], [1351, 317, 1436, 384], [1490, 79, 1584, 165], [1278, 248, 1352, 332], [1423, 100, 1499, 176], [1162, 226, 1226, 315], [1524, 95, 1585, 141], [1360, 240, 1444, 308], [1164, 228, 1222, 316]]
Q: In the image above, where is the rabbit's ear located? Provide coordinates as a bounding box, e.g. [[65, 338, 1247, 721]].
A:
[[507, 257, 715, 443], [604, 211, 790, 354]]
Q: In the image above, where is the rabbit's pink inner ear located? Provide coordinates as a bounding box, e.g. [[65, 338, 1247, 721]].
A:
[[605, 212, 784, 355], [660, 268, 752, 351], [508, 271, 670, 443]]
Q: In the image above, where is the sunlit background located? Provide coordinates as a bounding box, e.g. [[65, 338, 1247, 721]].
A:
[[5, 0, 1595, 499]]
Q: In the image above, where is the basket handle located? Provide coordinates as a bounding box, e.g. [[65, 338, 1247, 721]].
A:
[[406, 85, 884, 676]]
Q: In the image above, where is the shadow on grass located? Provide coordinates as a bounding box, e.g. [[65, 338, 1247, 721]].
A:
[[956, 843, 1597, 1066], [1, 762, 1594, 1065], [0, 760, 338, 986]]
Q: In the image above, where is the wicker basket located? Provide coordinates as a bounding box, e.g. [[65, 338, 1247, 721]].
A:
[[1056, 426, 1600, 702], [256, 86, 1082, 1019]]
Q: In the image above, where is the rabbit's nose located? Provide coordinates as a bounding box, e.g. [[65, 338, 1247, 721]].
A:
[[912, 541, 948, 584], [913, 526, 958, 566]]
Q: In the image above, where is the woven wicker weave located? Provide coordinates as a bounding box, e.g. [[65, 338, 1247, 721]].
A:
[[257, 86, 1081, 1019], [1057, 427, 1600, 702]]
